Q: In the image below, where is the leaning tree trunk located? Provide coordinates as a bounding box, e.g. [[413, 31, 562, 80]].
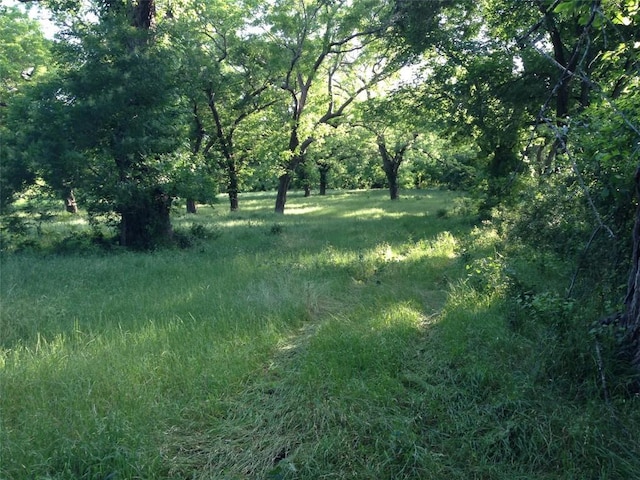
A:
[[275, 125, 313, 213], [275, 153, 305, 214], [619, 167, 640, 371], [275, 173, 292, 214]]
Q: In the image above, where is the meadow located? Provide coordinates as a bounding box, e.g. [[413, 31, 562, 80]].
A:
[[1, 189, 639, 479]]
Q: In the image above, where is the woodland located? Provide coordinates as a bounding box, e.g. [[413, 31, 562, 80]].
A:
[[1, 0, 640, 478]]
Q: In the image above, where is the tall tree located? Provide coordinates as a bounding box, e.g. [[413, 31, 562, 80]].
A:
[[71, 0, 185, 248], [11, 0, 191, 248], [257, 0, 398, 213], [189, 0, 280, 211], [393, 0, 547, 210], [483, 0, 640, 373]]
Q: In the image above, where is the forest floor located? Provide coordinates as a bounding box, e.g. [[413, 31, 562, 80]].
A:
[[1, 189, 639, 479]]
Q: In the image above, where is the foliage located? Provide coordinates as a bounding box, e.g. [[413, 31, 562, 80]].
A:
[[492, 0, 640, 305], [2, 0, 639, 400], [169, 0, 284, 211], [3, 1, 198, 248], [0, 5, 52, 208], [0, 4, 51, 103]]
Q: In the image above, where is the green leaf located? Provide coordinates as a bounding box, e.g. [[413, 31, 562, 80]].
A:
[[553, 1, 578, 14]]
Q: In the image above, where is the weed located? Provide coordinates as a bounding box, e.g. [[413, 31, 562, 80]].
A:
[[436, 207, 448, 218], [269, 223, 284, 235]]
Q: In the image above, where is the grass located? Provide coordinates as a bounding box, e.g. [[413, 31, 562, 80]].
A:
[[1, 189, 639, 479]]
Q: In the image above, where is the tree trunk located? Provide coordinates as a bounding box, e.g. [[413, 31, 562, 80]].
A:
[[65, 188, 78, 214], [131, 0, 155, 29], [276, 150, 307, 213], [112, 0, 173, 249], [319, 166, 329, 195], [275, 173, 291, 214], [227, 160, 239, 211], [387, 171, 399, 200], [186, 199, 197, 214], [378, 140, 400, 200], [296, 162, 311, 197]]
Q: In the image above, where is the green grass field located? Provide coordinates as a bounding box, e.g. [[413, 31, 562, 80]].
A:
[[1, 189, 639, 479]]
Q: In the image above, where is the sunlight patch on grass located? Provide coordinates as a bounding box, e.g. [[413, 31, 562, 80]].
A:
[[340, 207, 387, 218], [402, 231, 460, 260], [63, 216, 90, 225], [284, 205, 323, 215], [372, 302, 428, 330], [216, 217, 268, 229]]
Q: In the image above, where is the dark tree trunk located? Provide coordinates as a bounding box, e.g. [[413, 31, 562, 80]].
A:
[[206, 88, 244, 212], [275, 116, 313, 213], [319, 165, 329, 195], [387, 172, 399, 200], [189, 104, 203, 217], [541, 7, 571, 121], [298, 166, 311, 197], [65, 188, 78, 214], [539, 5, 571, 165], [539, 2, 595, 165], [276, 148, 308, 213], [131, 0, 155, 29], [227, 160, 239, 211], [275, 173, 292, 214], [378, 139, 401, 200], [110, 1, 174, 249]]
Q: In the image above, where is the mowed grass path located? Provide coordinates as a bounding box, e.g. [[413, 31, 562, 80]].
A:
[[2, 189, 638, 479]]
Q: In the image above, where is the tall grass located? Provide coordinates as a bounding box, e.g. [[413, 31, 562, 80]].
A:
[[1, 189, 638, 479]]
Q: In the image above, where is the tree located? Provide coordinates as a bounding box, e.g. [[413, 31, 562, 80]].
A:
[[10, 0, 192, 249], [352, 89, 422, 200], [488, 0, 640, 374], [390, 0, 640, 372], [255, 0, 398, 213], [306, 124, 353, 195], [172, 0, 282, 212], [392, 1, 528, 206]]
